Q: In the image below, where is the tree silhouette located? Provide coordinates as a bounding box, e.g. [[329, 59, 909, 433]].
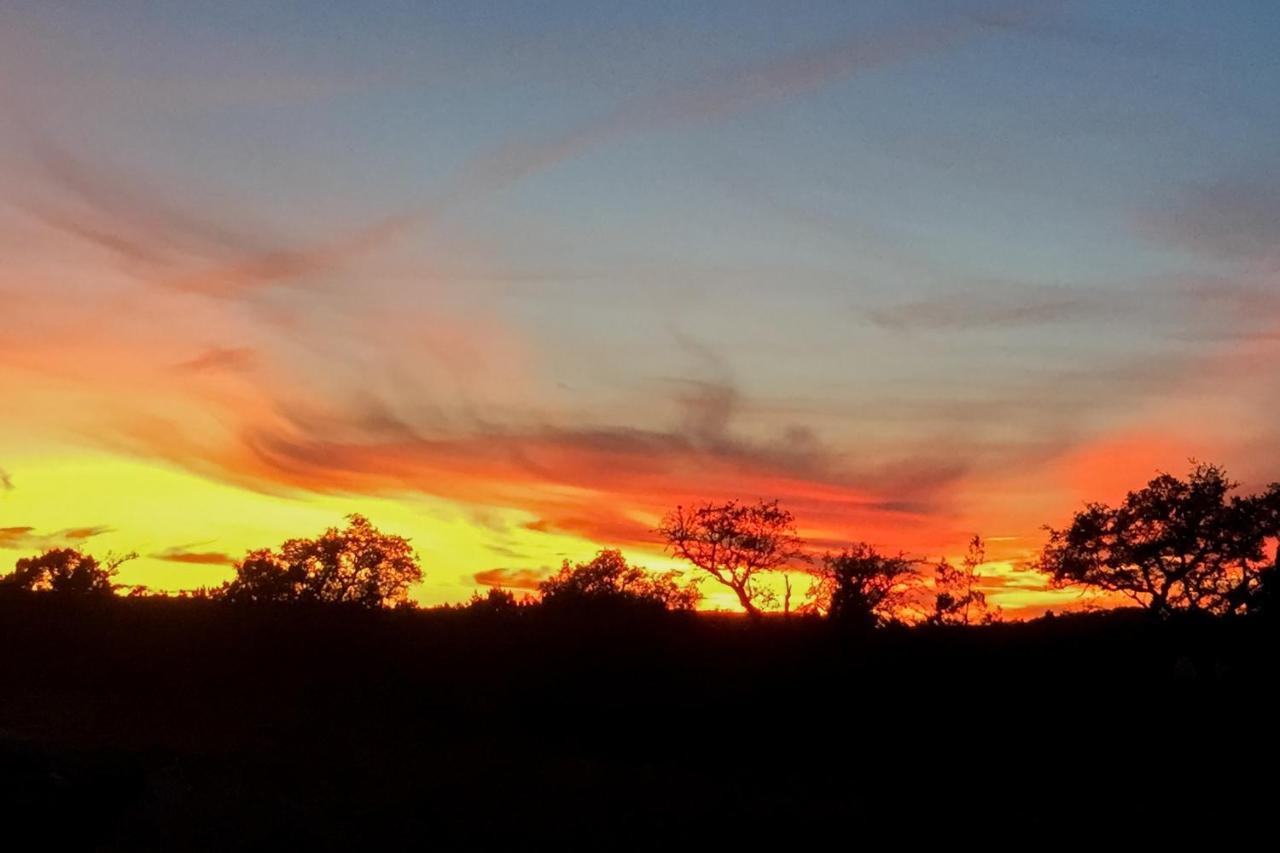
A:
[[1037, 463, 1280, 616], [808, 544, 919, 629], [464, 586, 525, 614], [1253, 549, 1280, 617], [657, 499, 805, 617], [539, 549, 700, 612], [930, 536, 990, 625], [1, 548, 132, 596], [219, 514, 422, 608]]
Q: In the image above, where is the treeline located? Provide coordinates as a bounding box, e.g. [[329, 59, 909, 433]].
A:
[[3, 462, 1278, 623]]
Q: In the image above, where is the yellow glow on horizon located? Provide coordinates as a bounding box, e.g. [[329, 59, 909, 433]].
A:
[[1, 448, 1092, 617], [0, 449, 660, 606]]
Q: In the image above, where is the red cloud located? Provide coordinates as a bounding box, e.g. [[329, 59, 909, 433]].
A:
[[473, 567, 551, 591]]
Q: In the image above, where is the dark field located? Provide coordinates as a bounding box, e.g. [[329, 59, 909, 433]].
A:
[[2, 597, 1275, 848]]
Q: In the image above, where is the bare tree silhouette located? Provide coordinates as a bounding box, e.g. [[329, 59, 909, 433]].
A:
[[657, 499, 805, 617], [930, 535, 991, 625]]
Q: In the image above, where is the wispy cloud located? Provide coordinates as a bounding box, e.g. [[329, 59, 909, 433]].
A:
[[150, 545, 236, 566], [439, 3, 1046, 205], [13, 3, 1046, 297], [18, 139, 413, 299], [173, 347, 258, 374], [1142, 177, 1280, 264], [866, 283, 1114, 331], [864, 276, 1280, 339], [0, 524, 112, 551]]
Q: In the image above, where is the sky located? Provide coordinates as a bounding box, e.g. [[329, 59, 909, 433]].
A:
[[2, 1, 1279, 616]]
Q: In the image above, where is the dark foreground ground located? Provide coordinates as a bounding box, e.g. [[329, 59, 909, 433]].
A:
[[1, 596, 1276, 849]]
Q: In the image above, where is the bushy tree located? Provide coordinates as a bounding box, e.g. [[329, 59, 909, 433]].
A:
[[808, 544, 919, 628], [1, 548, 132, 597], [538, 549, 700, 612], [219, 514, 422, 608], [657, 499, 805, 617], [1037, 463, 1280, 616]]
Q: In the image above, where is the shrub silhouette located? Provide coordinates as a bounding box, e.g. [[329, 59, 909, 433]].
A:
[[464, 586, 525, 613], [657, 499, 804, 617], [930, 535, 991, 625], [1, 548, 132, 597], [1038, 463, 1280, 616], [218, 514, 422, 608], [538, 549, 699, 612], [808, 544, 919, 628]]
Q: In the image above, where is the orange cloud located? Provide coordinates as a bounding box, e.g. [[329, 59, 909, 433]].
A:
[[0, 525, 112, 551], [473, 567, 550, 591], [103, 406, 971, 567]]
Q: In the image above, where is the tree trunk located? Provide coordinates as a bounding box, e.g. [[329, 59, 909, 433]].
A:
[[733, 583, 762, 618]]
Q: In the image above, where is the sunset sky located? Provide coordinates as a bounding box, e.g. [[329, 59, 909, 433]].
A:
[[2, 1, 1278, 616]]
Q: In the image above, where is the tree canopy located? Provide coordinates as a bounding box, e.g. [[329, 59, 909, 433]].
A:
[[1, 548, 130, 597], [808, 544, 919, 628], [539, 549, 700, 612], [1037, 463, 1280, 616], [219, 514, 422, 608]]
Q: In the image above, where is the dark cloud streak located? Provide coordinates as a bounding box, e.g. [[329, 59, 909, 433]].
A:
[[866, 285, 1112, 331], [1143, 178, 1280, 264], [150, 546, 236, 566]]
